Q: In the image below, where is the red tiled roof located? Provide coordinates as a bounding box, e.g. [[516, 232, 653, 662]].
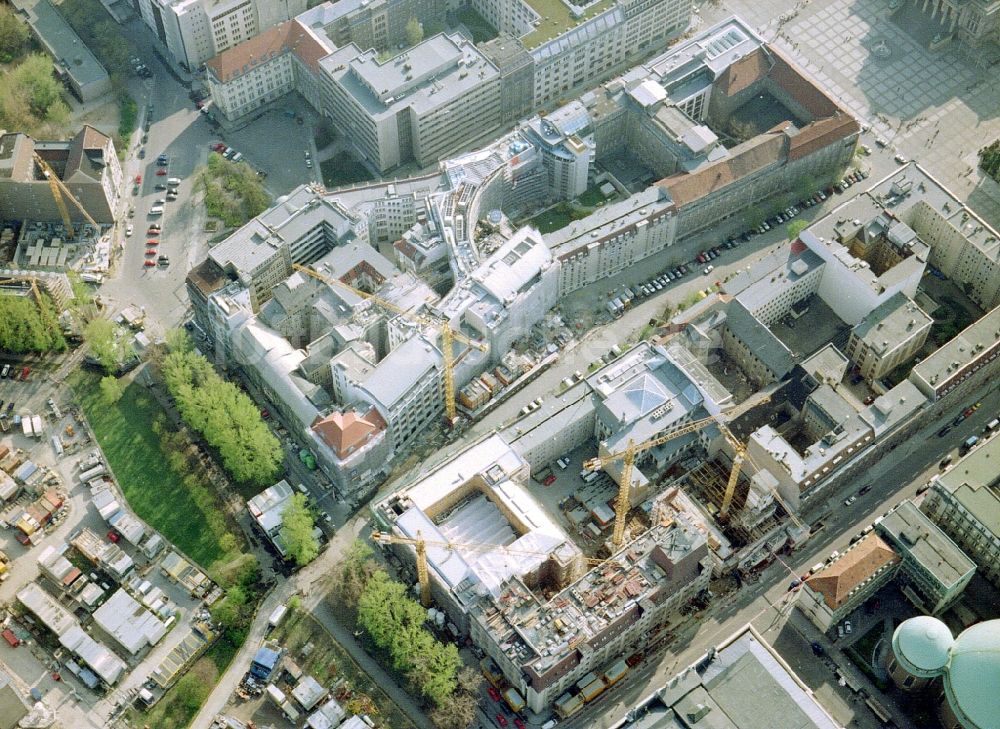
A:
[[312, 408, 386, 459], [788, 115, 859, 161], [806, 533, 899, 609], [767, 49, 840, 120], [658, 132, 787, 207], [206, 20, 330, 83], [714, 47, 770, 97]]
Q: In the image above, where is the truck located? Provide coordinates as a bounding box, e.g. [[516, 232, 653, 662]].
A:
[[21, 416, 32, 438], [959, 435, 979, 456], [31, 415, 43, 439], [0, 550, 10, 581], [503, 687, 525, 713]]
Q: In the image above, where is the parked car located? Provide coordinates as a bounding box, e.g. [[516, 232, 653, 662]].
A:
[[125, 224, 133, 237], [703, 265, 714, 275], [844, 495, 857, 506]]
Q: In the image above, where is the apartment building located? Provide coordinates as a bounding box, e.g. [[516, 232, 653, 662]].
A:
[[205, 19, 333, 121], [922, 433, 1000, 590], [846, 293, 932, 382], [320, 34, 501, 172], [0, 126, 123, 224], [549, 186, 677, 296], [909, 304, 1000, 401], [137, 0, 305, 70]]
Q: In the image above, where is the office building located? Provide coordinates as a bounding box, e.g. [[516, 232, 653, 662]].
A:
[[319, 33, 502, 171], [909, 303, 1000, 402], [136, 0, 306, 71], [875, 500, 975, 615], [297, 0, 444, 54], [205, 19, 333, 121], [922, 433, 1000, 589]]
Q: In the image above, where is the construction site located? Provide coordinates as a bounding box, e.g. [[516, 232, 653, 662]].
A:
[[370, 339, 812, 714]]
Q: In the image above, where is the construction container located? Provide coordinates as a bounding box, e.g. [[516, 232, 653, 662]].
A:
[[603, 659, 629, 687], [554, 692, 584, 718], [503, 687, 525, 713], [579, 677, 607, 702]]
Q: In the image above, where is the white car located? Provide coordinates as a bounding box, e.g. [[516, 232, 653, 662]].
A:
[[125, 224, 133, 237], [844, 495, 857, 506], [703, 265, 714, 275]]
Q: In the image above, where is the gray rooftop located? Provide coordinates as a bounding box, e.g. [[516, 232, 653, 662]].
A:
[[615, 625, 841, 729], [910, 304, 1000, 396], [851, 293, 931, 355], [546, 186, 675, 256], [725, 301, 797, 378], [13, 0, 110, 89], [361, 335, 440, 411], [876, 500, 975, 589], [931, 432, 1000, 539], [320, 33, 499, 118]]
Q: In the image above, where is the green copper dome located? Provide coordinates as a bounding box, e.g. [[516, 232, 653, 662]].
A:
[[892, 616, 953, 678], [944, 619, 1000, 729]]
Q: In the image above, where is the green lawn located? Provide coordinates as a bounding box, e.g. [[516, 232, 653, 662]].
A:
[[522, 0, 615, 48], [526, 202, 590, 234], [70, 370, 242, 573], [321, 151, 375, 189]]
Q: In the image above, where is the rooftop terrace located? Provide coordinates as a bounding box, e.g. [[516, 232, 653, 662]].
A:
[[521, 0, 616, 49]]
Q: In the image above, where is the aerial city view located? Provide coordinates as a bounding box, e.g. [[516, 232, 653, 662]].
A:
[[2, 0, 1000, 727]]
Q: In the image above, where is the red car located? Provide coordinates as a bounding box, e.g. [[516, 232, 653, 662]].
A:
[[19, 366, 29, 380], [514, 719, 526, 729], [107, 530, 120, 543], [212, 142, 226, 152], [488, 687, 501, 702], [146, 249, 157, 255], [496, 715, 507, 728], [144, 260, 156, 267], [156, 168, 167, 176], [260, 408, 270, 419], [147, 239, 159, 245], [542, 474, 556, 486], [134, 174, 142, 184], [147, 228, 160, 235]]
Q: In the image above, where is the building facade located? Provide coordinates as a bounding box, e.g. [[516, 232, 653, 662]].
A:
[[845, 293, 932, 382], [319, 33, 502, 171], [922, 433, 1000, 590], [136, 0, 306, 70]]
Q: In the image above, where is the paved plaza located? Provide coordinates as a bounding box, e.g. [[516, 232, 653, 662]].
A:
[[699, 0, 1000, 225]]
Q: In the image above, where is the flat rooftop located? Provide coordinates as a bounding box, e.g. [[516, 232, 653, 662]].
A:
[[546, 186, 676, 259], [931, 432, 1000, 538], [522, 0, 617, 50], [613, 625, 841, 729], [320, 33, 498, 118], [851, 293, 932, 355], [910, 304, 1000, 395], [13, 0, 109, 88], [877, 501, 975, 589]]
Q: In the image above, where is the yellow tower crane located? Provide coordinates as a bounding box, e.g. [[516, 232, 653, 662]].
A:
[[584, 394, 773, 550], [33, 153, 99, 240], [292, 263, 489, 424], [371, 530, 605, 607]]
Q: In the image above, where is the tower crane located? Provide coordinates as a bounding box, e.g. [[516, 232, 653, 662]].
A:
[[33, 153, 99, 239], [584, 394, 784, 550], [292, 263, 489, 423], [370, 530, 605, 607]]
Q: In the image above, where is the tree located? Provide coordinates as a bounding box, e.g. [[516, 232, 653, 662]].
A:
[[332, 540, 379, 613], [405, 17, 424, 46], [786, 219, 809, 241], [0, 5, 29, 63], [84, 319, 133, 372], [0, 295, 66, 353], [428, 691, 479, 729], [409, 640, 460, 704], [98, 375, 125, 404], [357, 570, 426, 649], [281, 493, 320, 566], [11, 55, 69, 122]]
